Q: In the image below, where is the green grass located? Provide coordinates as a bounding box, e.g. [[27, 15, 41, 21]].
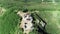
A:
[[0, 0, 60, 34], [38, 11, 60, 34]]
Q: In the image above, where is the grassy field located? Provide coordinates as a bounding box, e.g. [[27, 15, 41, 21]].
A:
[[0, 0, 60, 34]]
